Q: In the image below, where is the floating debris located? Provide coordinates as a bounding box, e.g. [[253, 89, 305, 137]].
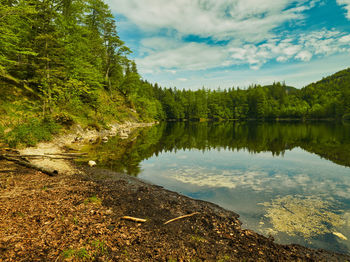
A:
[[333, 232, 348, 240]]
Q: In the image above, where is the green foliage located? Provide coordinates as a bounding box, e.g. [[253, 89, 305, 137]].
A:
[[1, 0, 350, 148], [343, 113, 350, 121], [5, 118, 60, 147], [153, 70, 350, 120], [84, 195, 102, 205], [0, 0, 150, 141], [91, 240, 108, 255], [61, 248, 90, 260], [0, 124, 4, 140]]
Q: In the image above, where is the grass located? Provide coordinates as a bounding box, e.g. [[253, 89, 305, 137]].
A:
[[84, 195, 102, 205], [4, 117, 61, 147], [61, 240, 108, 261], [61, 248, 90, 260], [217, 255, 231, 262], [91, 240, 107, 255], [0, 124, 4, 140], [190, 235, 207, 243]]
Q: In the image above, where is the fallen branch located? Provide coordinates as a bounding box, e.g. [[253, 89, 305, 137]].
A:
[[0, 155, 58, 176], [164, 212, 200, 225], [44, 153, 87, 156], [121, 216, 147, 223], [3, 154, 75, 160]]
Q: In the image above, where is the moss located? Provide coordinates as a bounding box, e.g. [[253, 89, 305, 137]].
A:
[[260, 195, 343, 239]]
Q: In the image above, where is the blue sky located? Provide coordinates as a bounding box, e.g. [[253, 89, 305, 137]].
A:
[[105, 0, 350, 89]]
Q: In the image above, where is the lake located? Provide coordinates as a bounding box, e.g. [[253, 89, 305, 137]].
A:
[[84, 121, 350, 254]]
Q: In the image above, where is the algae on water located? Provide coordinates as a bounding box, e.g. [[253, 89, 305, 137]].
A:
[[260, 195, 344, 239]]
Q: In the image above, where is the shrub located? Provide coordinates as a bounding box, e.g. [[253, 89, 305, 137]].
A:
[[0, 124, 4, 140], [5, 117, 61, 147], [343, 113, 350, 121], [54, 112, 74, 126]]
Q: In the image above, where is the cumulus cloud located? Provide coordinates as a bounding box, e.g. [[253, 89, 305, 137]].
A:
[[105, 0, 350, 87], [337, 0, 350, 19], [136, 29, 350, 73], [106, 0, 317, 42]]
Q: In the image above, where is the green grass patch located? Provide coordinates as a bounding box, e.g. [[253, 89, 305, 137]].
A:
[[4, 117, 61, 147], [190, 235, 207, 243], [84, 195, 102, 205], [61, 248, 90, 260], [91, 240, 107, 255], [0, 124, 4, 140]]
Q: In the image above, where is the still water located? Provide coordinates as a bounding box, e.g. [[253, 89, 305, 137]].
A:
[[85, 121, 350, 253]]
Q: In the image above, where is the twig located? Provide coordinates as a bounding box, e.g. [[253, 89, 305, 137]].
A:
[[164, 212, 200, 225], [121, 216, 147, 223]]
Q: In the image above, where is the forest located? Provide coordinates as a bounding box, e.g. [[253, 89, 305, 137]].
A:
[[1, 0, 350, 147]]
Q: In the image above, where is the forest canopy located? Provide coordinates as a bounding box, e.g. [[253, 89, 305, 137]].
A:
[[0, 0, 350, 136]]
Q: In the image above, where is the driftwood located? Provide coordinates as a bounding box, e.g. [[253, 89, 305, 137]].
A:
[[44, 153, 87, 156], [121, 216, 147, 223], [0, 155, 58, 176], [3, 154, 75, 160], [164, 212, 200, 225]]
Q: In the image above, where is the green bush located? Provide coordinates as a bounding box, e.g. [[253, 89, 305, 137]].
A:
[[0, 125, 4, 140], [5, 117, 61, 147], [54, 112, 74, 126], [343, 113, 350, 121]]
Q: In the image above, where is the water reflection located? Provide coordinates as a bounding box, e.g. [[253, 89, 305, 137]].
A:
[[83, 121, 350, 175], [82, 121, 350, 253]]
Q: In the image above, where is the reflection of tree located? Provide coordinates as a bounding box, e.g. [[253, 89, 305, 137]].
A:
[[85, 122, 350, 176]]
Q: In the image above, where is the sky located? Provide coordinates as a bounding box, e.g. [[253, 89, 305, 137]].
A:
[[105, 0, 350, 90]]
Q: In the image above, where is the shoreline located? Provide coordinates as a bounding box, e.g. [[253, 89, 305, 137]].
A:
[[1, 123, 350, 261]]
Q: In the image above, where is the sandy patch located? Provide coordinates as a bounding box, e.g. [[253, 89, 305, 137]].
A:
[[18, 122, 156, 175]]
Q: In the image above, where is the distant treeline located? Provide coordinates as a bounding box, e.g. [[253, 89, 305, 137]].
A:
[[144, 68, 350, 120], [1, 0, 350, 130]]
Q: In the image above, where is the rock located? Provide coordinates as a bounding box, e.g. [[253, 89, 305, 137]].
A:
[[102, 136, 108, 143], [88, 160, 96, 167]]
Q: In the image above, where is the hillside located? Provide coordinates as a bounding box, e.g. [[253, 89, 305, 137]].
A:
[[0, 0, 163, 147], [1, 0, 350, 148]]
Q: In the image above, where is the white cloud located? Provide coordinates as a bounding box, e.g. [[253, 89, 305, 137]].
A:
[[144, 52, 350, 90], [136, 29, 350, 74], [136, 40, 229, 72], [106, 0, 350, 88], [337, 0, 350, 19], [106, 0, 317, 42], [295, 50, 312, 61]]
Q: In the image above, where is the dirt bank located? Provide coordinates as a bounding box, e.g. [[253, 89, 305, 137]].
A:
[[1, 160, 349, 261], [1, 123, 350, 261], [17, 122, 156, 175]]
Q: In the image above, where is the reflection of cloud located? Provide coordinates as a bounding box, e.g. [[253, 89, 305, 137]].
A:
[[260, 195, 344, 239], [169, 166, 350, 200], [171, 167, 314, 192]]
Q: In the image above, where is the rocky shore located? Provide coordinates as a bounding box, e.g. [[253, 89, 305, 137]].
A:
[[1, 122, 350, 261]]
